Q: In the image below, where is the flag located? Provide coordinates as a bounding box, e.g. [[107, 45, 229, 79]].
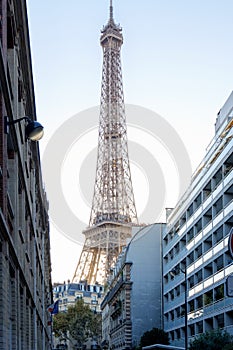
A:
[[47, 300, 59, 314], [47, 302, 54, 313], [51, 300, 59, 315]]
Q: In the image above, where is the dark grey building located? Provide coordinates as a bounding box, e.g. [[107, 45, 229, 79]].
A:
[[102, 224, 165, 350]]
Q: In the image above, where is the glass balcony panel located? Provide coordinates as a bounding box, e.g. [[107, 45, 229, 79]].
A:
[[224, 200, 233, 217]]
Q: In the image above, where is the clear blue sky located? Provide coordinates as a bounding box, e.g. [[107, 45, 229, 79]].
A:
[[26, 0, 233, 282]]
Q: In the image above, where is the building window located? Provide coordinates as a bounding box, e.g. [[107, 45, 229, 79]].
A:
[[170, 310, 174, 321], [204, 290, 213, 306], [215, 313, 224, 328], [214, 284, 224, 301], [187, 203, 194, 219], [214, 255, 224, 272], [203, 236, 212, 254], [204, 263, 213, 279], [174, 243, 179, 255], [187, 228, 194, 243], [180, 236, 186, 250], [205, 317, 213, 331], [7, 9, 15, 49], [194, 193, 202, 211], [76, 294, 82, 300], [187, 251, 194, 266], [196, 321, 203, 334], [203, 181, 211, 201], [213, 196, 223, 217], [194, 218, 202, 235], [223, 154, 233, 177], [175, 328, 181, 339], [213, 226, 223, 244], [196, 295, 203, 309], [175, 285, 180, 297], [189, 324, 195, 336], [195, 269, 203, 284], [189, 275, 195, 289], [212, 167, 222, 189], [180, 213, 186, 228], [195, 244, 202, 260], [175, 307, 180, 318], [164, 274, 168, 284], [203, 208, 212, 228], [188, 299, 194, 313], [224, 184, 233, 207]]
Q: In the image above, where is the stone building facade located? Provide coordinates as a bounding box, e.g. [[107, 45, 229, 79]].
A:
[[53, 282, 104, 313], [0, 0, 52, 349], [53, 282, 104, 349]]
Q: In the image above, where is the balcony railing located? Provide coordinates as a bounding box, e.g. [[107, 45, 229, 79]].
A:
[[164, 297, 233, 332]]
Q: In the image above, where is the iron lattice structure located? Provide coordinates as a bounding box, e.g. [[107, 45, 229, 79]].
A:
[[73, 1, 138, 285]]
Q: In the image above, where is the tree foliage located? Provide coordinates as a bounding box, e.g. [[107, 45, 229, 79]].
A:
[[53, 299, 101, 348], [139, 327, 169, 348], [189, 329, 233, 350]]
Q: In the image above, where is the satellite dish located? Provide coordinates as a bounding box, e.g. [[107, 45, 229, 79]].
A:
[[228, 227, 233, 259]]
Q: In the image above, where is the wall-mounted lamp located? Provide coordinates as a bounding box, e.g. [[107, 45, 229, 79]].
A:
[[4, 116, 44, 141]]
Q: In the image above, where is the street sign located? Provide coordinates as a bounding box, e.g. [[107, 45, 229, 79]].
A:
[[228, 228, 233, 259]]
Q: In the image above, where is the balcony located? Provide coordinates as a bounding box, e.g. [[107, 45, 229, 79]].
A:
[[188, 297, 233, 322], [111, 300, 122, 319], [164, 297, 233, 332], [164, 293, 185, 313], [164, 315, 185, 331]]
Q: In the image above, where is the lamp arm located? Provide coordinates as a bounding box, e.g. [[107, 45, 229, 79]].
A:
[[7, 116, 31, 125]]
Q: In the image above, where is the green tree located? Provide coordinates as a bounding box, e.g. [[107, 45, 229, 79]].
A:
[[223, 344, 233, 350], [189, 329, 233, 350], [139, 327, 169, 349], [53, 312, 70, 347], [53, 299, 101, 349]]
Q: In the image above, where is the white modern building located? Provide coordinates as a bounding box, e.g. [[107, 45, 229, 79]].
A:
[[101, 223, 165, 350], [163, 91, 233, 347]]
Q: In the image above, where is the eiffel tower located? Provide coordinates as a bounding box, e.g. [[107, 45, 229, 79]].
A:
[[73, 0, 138, 285]]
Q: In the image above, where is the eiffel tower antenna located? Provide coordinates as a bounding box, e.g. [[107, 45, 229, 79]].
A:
[[73, 1, 138, 285], [110, 0, 113, 20]]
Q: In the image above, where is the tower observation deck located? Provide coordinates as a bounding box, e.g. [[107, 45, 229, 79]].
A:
[[72, 0, 138, 285]]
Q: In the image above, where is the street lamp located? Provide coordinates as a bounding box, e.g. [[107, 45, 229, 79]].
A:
[[4, 116, 44, 141], [170, 266, 188, 350]]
